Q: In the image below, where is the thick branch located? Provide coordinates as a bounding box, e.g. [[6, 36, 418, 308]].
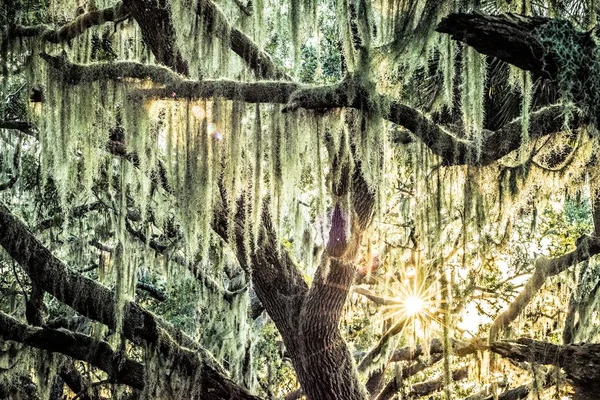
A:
[[436, 13, 554, 79], [0, 121, 36, 136], [0, 311, 144, 390], [43, 56, 579, 166], [467, 384, 531, 400], [4, 2, 128, 44], [58, 360, 95, 400], [135, 282, 166, 301], [40, 53, 183, 85], [212, 204, 308, 345], [491, 338, 600, 391], [374, 354, 443, 400], [411, 367, 468, 397], [490, 235, 600, 342], [0, 202, 260, 400], [195, 0, 291, 80], [123, 0, 189, 75]]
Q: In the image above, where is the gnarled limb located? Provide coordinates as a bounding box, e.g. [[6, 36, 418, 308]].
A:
[[491, 338, 600, 399], [489, 235, 600, 342], [0, 201, 261, 400], [0, 311, 144, 390], [123, 0, 189, 75], [436, 13, 556, 79], [3, 2, 128, 44], [42, 56, 583, 167]]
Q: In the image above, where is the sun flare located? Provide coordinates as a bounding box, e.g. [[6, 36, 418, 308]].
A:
[[403, 295, 425, 317]]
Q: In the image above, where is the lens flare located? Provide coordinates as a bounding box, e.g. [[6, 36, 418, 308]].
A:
[[191, 105, 206, 120], [403, 295, 425, 317]]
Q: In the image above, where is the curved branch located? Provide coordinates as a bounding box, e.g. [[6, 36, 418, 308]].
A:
[[491, 337, 600, 392], [490, 235, 600, 342], [4, 2, 128, 44], [0, 311, 144, 390], [0, 201, 261, 400], [42, 56, 583, 167], [436, 13, 555, 79]]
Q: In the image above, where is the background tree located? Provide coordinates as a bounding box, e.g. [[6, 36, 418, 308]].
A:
[[1, 0, 600, 399]]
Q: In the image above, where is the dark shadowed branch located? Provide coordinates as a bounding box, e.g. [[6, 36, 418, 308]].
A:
[[123, 0, 189, 75], [491, 337, 600, 396], [3, 2, 129, 44], [436, 13, 554, 79], [0, 201, 261, 400], [0, 310, 144, 390]]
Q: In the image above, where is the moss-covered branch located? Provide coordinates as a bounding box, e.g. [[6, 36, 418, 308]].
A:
[[436, 13, 554, 79], [3, 2, 128, 44], [122, 0, 189, 75], [491, 338, 600, 397], [195, 0, 291, 80], [0, 310, 144, 390], [40, 53, 183, 85], [43, 56, 582, 166], [0, 201, 261, 400], [490, 235, 600, 342]]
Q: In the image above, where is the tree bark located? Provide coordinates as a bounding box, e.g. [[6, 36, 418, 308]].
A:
[[0, 311, 145, 390], [491, 338, 600, 400], [0, 202, 260, 400], [437, 13, 554, 79], [123, 0, 189, 75]]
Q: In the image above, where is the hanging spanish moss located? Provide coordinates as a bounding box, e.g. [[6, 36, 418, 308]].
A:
[[460, 46, 487, 160]]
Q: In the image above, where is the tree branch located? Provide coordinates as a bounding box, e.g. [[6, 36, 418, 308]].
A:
[[489, 235, 600, 342], [42, 56, 581, 166], [3, 2, 129, 44], [233, 0, 253, 17], [0, 121, 36, 136], [374, 354, 444, 400], [0, 310, 144, 390], [135, 282, 166, 301], [0, 201, 261, 400], [195, 0, 291, 80], [466, 384, 531, 400], [436, 13, 555, 79], [122, 0, 189, 75], [354, 287, 400, 306], [491, 338, 600, 393]]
